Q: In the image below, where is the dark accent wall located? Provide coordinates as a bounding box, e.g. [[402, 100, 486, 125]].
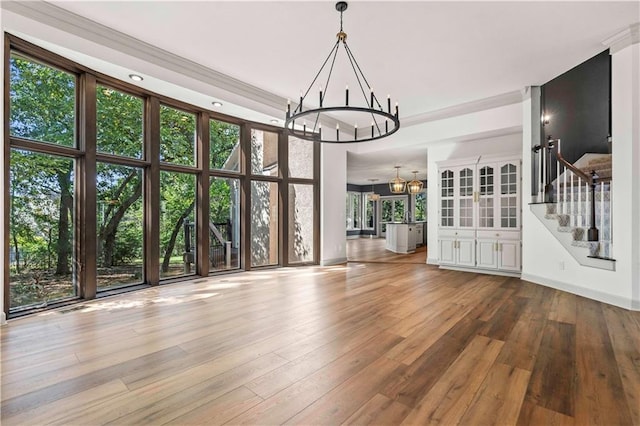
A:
[[541, 49, 611, 165]]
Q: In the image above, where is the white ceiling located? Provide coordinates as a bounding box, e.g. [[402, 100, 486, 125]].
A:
[[34, 1, 640, 184]]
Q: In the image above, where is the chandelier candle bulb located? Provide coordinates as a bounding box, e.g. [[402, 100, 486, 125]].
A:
[[346, 85, 349, 106], [354, 123, 358, 140], [336, 123, 339, 141], [371, 122, 374, 138], [395, 101, 399, 118], [387, 95, 391, 113], [319, 86, 323, 107], [370, 88, 374, 108], [303, 121, 306, 135], [300, 91, 303, 112], [319, 123, 322, 139], [385, 119, 388, 133], [287, 99, 291, 117]]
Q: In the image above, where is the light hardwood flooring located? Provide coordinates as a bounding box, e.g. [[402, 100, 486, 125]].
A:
[[2, 238, 639, 425]]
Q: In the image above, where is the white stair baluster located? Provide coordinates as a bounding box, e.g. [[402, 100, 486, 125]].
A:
[[563, 165, 568, 216], [570, 172, 575, 227], [538, 150, 543, 202], [556, 160, 560, 211], [600, 181, 604, 242], [585, 181, 589, 228], [577, 174, 582, 227], [609, 184, 613, 258]]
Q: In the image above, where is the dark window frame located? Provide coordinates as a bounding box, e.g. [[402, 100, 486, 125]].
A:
[[3, 33, 320, 318]]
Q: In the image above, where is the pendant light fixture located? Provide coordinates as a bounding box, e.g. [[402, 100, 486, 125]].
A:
[[389, 166, 406, 194], [407, 171, 424, 194], [368, 178, 380, 201], [284, 1, 400, 143]]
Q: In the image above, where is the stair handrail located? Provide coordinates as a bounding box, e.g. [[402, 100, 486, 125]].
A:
[[550, 138, 595, 184], [543, 137, 599, 242]]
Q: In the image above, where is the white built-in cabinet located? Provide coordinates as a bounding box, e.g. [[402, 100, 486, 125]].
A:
[[436, 154, 522, 275]]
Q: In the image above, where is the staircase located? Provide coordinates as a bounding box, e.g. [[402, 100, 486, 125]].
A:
[[530, 150, 615, 271]]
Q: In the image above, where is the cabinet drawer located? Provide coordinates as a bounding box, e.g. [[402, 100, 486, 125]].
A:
[[439, 229, 475, 239], [476, 230, 520, 240]]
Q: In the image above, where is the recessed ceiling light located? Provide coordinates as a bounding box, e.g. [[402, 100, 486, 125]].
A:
[[212, 101, 223, 107], [128, 74, 143, 82], [270, 119, 279, 124]]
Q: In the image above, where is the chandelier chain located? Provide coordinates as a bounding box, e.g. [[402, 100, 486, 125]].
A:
[[297, 40, 340, 115], [343, 43, 384, 135], [313, 40, 341, 133]]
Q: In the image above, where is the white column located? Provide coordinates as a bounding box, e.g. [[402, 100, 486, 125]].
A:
[[607, 23, 640, 309], [320, 143, 347, 265], [521, 86, 540, 272]]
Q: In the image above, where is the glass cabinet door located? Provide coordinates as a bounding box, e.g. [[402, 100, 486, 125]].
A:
[[440, 169, 454, 227], [458, 167, 474, 228], [500, 163, 519, 228], [478, 165, 495, 228]]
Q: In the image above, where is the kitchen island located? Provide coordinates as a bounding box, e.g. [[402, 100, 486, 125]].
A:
[[385, 222, 424, 254]]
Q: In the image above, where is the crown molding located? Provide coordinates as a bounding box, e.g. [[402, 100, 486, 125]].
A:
[[2, 0, 526, 132], [401, 90, 523, 128], [1, 0, 286, 110], [602, 22, 640, 54]]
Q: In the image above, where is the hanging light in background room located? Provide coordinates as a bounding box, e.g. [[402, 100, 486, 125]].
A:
[[368, 178, 380, 201], [389, 166, 406, 194], [407, 171, 424, 194], [284, 1, 400, 143]]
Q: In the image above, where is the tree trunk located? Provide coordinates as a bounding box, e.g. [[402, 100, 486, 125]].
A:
[[100, 179, 142, 267], [13, 233, 20, 274], [55, 168, 73, 275], [161, 201, 195, 273]]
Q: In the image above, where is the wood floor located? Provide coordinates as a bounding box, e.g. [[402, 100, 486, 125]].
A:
[[2, 238, 639, 425]]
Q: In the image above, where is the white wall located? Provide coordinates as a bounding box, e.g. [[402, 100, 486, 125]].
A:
[[521, 36, 640, 310], [426, 133, 522, 264], [320, 144, 347, 265]]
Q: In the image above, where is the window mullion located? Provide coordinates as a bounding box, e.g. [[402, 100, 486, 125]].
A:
[[78, 72, 97, 299], [145, 97, 161, 285]]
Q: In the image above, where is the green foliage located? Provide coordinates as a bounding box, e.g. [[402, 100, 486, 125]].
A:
[[160, 105, 196, 166], [10, 55, 75, 146], [415, 192, 427, 221], [210, 120, 240, 170], [97, 86, 143, 158]]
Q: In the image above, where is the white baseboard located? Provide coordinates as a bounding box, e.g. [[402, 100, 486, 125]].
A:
[[521, 273, 639, 311], [1, 312, 6, 325], [441, 265, 521, 278], [426, 257, 439, 265], [321, 257, 347, 266]]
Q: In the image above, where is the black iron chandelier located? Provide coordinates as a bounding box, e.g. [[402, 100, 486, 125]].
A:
[[285, 1, 400, 143]]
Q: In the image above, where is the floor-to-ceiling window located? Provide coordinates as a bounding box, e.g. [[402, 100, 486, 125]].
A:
[[287, 136, 317, 264], [7, 53, 79, 312], [159, 105, 198, 279], [209, 119, 241, 271], [4, 36, 320, 317], [96, 85, 145, 290], [250, 129, 279, 267]]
